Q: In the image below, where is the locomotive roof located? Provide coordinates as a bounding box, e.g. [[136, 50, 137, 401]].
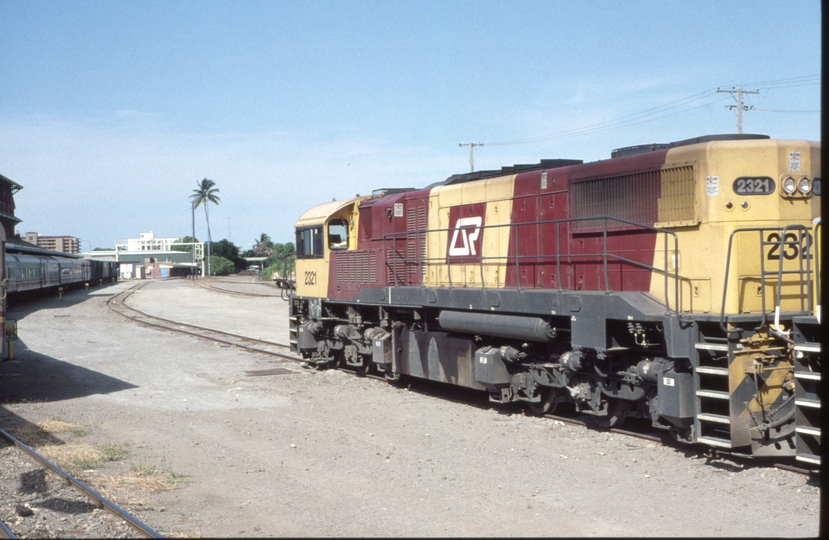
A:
[[295, 196, 364, 227], [443, 158, 584, 186], [442, 134, 774, 187], [294, 133, 802, 227], [610, 133, 770, 158]]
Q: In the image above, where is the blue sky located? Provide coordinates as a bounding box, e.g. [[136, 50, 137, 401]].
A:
[[1, 0, 821, 251]]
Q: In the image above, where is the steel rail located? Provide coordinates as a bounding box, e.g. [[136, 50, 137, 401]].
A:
[[107, 284, 301, 362], [0, 518, 16, 539], [115, 287, 291, 347], [303, 349, 819, 476], [768, 461, 818, 478], [0, 427, 162, 538], [336, 363, 674, 447], [704, 448, 818, 478], [190, 279, 281, 298], [540, 412, 816, 475], [541, 412, 662, 443]]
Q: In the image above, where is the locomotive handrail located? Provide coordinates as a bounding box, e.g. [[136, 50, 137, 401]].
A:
[[813, 218, 821, 323], [382, 215, 681, 313], [773, 224, 814, 332], [278, 252, 297, 301], [719, 225, 816, 334]]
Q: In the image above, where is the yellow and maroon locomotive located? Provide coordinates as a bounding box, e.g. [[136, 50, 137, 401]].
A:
[[290, 134, 821, 464]]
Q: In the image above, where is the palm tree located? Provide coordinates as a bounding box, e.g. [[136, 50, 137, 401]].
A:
[[190, 178, 221, 276], [253, 233, 273, 255]]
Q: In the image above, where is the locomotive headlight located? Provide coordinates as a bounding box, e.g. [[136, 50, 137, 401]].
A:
[[797, 176, 811, 195], [781, 176, 796, 195]]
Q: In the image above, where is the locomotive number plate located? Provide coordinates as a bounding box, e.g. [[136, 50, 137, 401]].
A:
[[733, 176, 775, 195]]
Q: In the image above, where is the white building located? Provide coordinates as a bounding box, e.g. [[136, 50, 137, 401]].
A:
[[83, 232, 204, 278], [114, 231, 180, 252]]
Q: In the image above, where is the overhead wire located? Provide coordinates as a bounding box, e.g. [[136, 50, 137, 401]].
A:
[[754, 109, 820, 114], [726, 74, 820, 89], [742, 74, 821, 114], [486, 90, 729, 146], [483, 74, 820, 147]]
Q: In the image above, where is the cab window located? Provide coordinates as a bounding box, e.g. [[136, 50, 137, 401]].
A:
[[296, 226, 324, 259], [328, 219, 348, 250]]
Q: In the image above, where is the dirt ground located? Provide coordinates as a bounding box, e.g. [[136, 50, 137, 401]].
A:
[[0, 278, 822, 537]]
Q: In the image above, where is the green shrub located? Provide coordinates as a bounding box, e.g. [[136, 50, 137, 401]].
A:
[[209, 256, 235, 276]]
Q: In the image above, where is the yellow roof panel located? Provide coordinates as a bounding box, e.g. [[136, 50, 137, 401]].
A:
[[294, 197, 363, 228]]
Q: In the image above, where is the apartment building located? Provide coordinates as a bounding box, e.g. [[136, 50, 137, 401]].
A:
[[23, 232, 81, 254]]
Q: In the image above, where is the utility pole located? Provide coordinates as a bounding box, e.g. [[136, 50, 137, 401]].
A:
[[458, 142, 484, 172], [191, 201, 196, 277], [717, 86, 759, 134]]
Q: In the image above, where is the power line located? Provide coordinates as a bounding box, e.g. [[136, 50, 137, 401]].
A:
[[754, 108, 820, 113], [486, 90, 729, 146], [480, 75, 819, 147], [728, 74, 820, 88], [486, 93, 731, 146]]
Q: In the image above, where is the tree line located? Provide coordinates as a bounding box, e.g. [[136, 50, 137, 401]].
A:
[[173, 235, 295, 278]]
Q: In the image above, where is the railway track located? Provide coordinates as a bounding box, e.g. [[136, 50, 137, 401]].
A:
[[0, 427, 161, 539], [355, 365, 817, 478], [109, 281, 817, 479], [541, 413, 816, 477], [106, 283, 300, 362], [189, 278, 282, 298]]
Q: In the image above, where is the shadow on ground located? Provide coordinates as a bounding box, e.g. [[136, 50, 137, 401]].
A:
[[6, 282, 121, 320], [0, 407, 65, 447], [0, 339, 136, 404]]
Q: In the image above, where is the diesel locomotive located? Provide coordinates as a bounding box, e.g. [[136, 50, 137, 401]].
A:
[[289, 134, 821, 465]]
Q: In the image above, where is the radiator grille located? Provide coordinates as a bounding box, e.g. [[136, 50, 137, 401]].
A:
[[571, 169, 660, 230], [335, 250, 377, 283], [386, 244, 407, 285], [406, 206, 427, 277], [571, 165, 697, 231], [657, 165, 697, 224]]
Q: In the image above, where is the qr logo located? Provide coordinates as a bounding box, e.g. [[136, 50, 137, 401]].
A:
[[448, 216, 482, 257]]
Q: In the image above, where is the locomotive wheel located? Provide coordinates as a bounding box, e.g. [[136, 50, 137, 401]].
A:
[[586, 399, 627, 429], [527, 388, 558, 416]]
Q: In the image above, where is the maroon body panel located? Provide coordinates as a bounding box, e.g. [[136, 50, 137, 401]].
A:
[[328, 187, 432, 299], [504, 150, 669, 291], [329, 148, 672, 299]]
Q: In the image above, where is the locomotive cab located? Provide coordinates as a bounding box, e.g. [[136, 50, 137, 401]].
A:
[[294, 196, 364, 299]]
